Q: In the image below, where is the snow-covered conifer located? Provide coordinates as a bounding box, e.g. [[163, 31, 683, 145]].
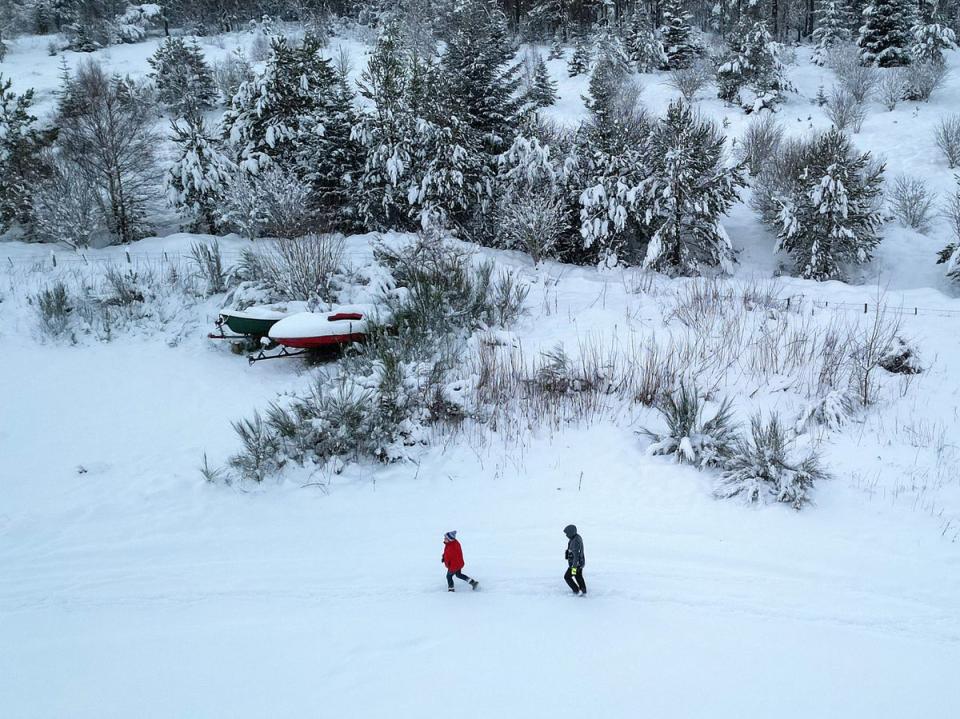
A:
[[165, 115, 236, 233], [0, 75, 48, 234], [221, 34, 340, 173], [660, 0, 699, 70], [775, 129, 884, 280], [858, 0, 916, 67], [911, 21, 956, 65], [148, 37, 217, 117], [641, 100, 746, 275], [717, 20, 792, 112], [568, 35, 591, 76], [812, 0, 852, 65], [521, 50, 558, 110], [626, 4, 666, 72]]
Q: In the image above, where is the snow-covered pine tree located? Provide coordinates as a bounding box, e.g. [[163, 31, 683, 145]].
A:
[[523, 50, 558, 110], [911, 21, 957, 65], [165, 115, 236, 233], [548, 32, 564, 60], [660, 0, 698, 69], [439, 0, 521, 155], [0, 75, 49, 235], [716, 19, 792, 112], [626, 4, 666, 72], [775, 129, 884, 280], [858, 0, 916, 67], [568, 35, 591, 76], [296, 63, 365, 230], [641, 100, 746, 275], [812, 0, 852, 65], [148, 37, 217, 117], [221, 34, 339, 174]]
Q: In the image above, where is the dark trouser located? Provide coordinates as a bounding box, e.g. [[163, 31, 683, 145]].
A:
[[447, 570, 472, 588], [564, 567, 587, 594]]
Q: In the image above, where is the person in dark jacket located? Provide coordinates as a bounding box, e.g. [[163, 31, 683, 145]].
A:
[[442, 531, 479, 592], [563, 524, 586, 595]]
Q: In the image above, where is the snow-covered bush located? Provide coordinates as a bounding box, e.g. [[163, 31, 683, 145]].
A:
[[825, 86, 866, 133], [33, 281, 71, 338], [879, 336, 923, 375], [497, 193, 566, 264], [848, 305, 903, 406], [189, 241, 227, 296], [739, 112, 784, 176], [30, 157, 103, 248], [716, 414, 827, 510], [148, 37, 216, 116], [888, 175, 935, 232], [935, 115, 960, 168], [939, 178, 960, 282], [642, 384, 738, 469], [211, 49, 254, 106], [901, 60, 949, 101], [229, 413, 284, 483], [876, 68, 906, 110], [216, 166, 314, 240], [796, 390, 854, 433], [826, 44, 878, 102], [254, 233, 345, 302], [667, 60, 711, 102]]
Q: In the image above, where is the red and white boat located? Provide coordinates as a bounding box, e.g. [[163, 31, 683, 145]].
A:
[[267, 307, 371, 349]]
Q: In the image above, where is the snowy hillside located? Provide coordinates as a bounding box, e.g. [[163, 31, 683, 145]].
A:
[[3, 4, 960, 717]]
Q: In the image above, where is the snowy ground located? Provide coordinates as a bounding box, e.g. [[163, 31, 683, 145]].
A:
[[2, 28, 960, 717]]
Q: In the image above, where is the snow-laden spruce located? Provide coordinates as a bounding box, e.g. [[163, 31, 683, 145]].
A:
[[165, 116, 236, 234], [717, 19, 792, 112], [812, 0, 851, 65], [0, 75, 47, 237], [626, 4, 666, 72], [659, 0, 699, 70], [858, 0, 916, 67], [148, 37, 217, 117]]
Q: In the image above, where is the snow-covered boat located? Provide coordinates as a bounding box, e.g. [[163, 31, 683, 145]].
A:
[[268, 308, 370, 349], [210, 301, 311, 339]]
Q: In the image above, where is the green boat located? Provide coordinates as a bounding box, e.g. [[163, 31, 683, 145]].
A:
[[211, 301, 311, 339]]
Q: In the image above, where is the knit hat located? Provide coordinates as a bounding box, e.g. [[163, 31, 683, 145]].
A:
[[444, 531, 457, 541]]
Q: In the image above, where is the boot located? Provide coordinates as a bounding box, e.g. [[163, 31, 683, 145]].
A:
[[448, 587, 455, 592], [469, 579, 479, 590]]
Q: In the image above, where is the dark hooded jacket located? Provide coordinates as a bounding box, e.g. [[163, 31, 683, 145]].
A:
[[564, 525, 584, 568]]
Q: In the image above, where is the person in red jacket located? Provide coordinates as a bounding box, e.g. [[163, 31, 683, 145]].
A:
[[442, 531, 479, 592]]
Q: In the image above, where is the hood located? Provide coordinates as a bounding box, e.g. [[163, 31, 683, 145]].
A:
[[563, 524, 577, 538]]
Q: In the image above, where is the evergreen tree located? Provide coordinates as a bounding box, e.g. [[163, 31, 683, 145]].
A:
[[717, 20, 792, 112], [524, 51, 558, 109], [641, 100, 746, 275], [626, 4, 667, 72], [568, 35, 591, 76], [775, 129, 884, 280], [812, 0, 852, 65], [858, 0, 916, 67], [165, 115, 236, 233], [222, 34, 339, 174], [911, 21, 957, 65], [438, 0, 521, 155], [0, 75, 49, 234], [148, 37, 217, 117], [660, 0, 698, 69]]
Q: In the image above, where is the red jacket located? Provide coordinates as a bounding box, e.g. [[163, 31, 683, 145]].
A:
[[442, 539, 465, 572]]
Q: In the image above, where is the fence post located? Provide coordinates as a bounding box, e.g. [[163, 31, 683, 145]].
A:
[[81, 253, 88, 265], [864, 303, 868, 314], [125, 249, 132, 264], [914, 307, 918, 316], [51, 251, 56, 268], [786, 297, 791, 310]]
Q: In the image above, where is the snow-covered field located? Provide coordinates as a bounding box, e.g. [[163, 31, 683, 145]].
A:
[[2, 27, 960, 718]]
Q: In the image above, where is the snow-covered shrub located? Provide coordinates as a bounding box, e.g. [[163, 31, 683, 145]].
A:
[[739, 112, 784, 176], [796, 390, 854, 433], [901, 60, 949, 101], [211, 50, 254, 106], [229, 413, 284, 482], [189, 241, 227, 296], [534, 345, 594, 395], [937, 242, 960, 281], [888, 175, 935, 232], [667, 60, 711, 102], [642, 384, 738, 469], [103, 267, 145, 306], [825, 86, 866, 133], [876, 68, 906, 110], [939, 178, 960, 282], [826, 43, 878, 102], [497, 192, 566, 263], [848, 305, 903, 406], [148, 37, 216, 116], [216, 166, 315, 240], [935, 115, 960, 168], [879, 336, 922, 374], [769, 129, 885, 281], [30, 156, 103, 248], [34, 281, 71, 337], [111, 4, 164, 45], [716, 414, 827, 510], [255, 233, 345, 302]]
